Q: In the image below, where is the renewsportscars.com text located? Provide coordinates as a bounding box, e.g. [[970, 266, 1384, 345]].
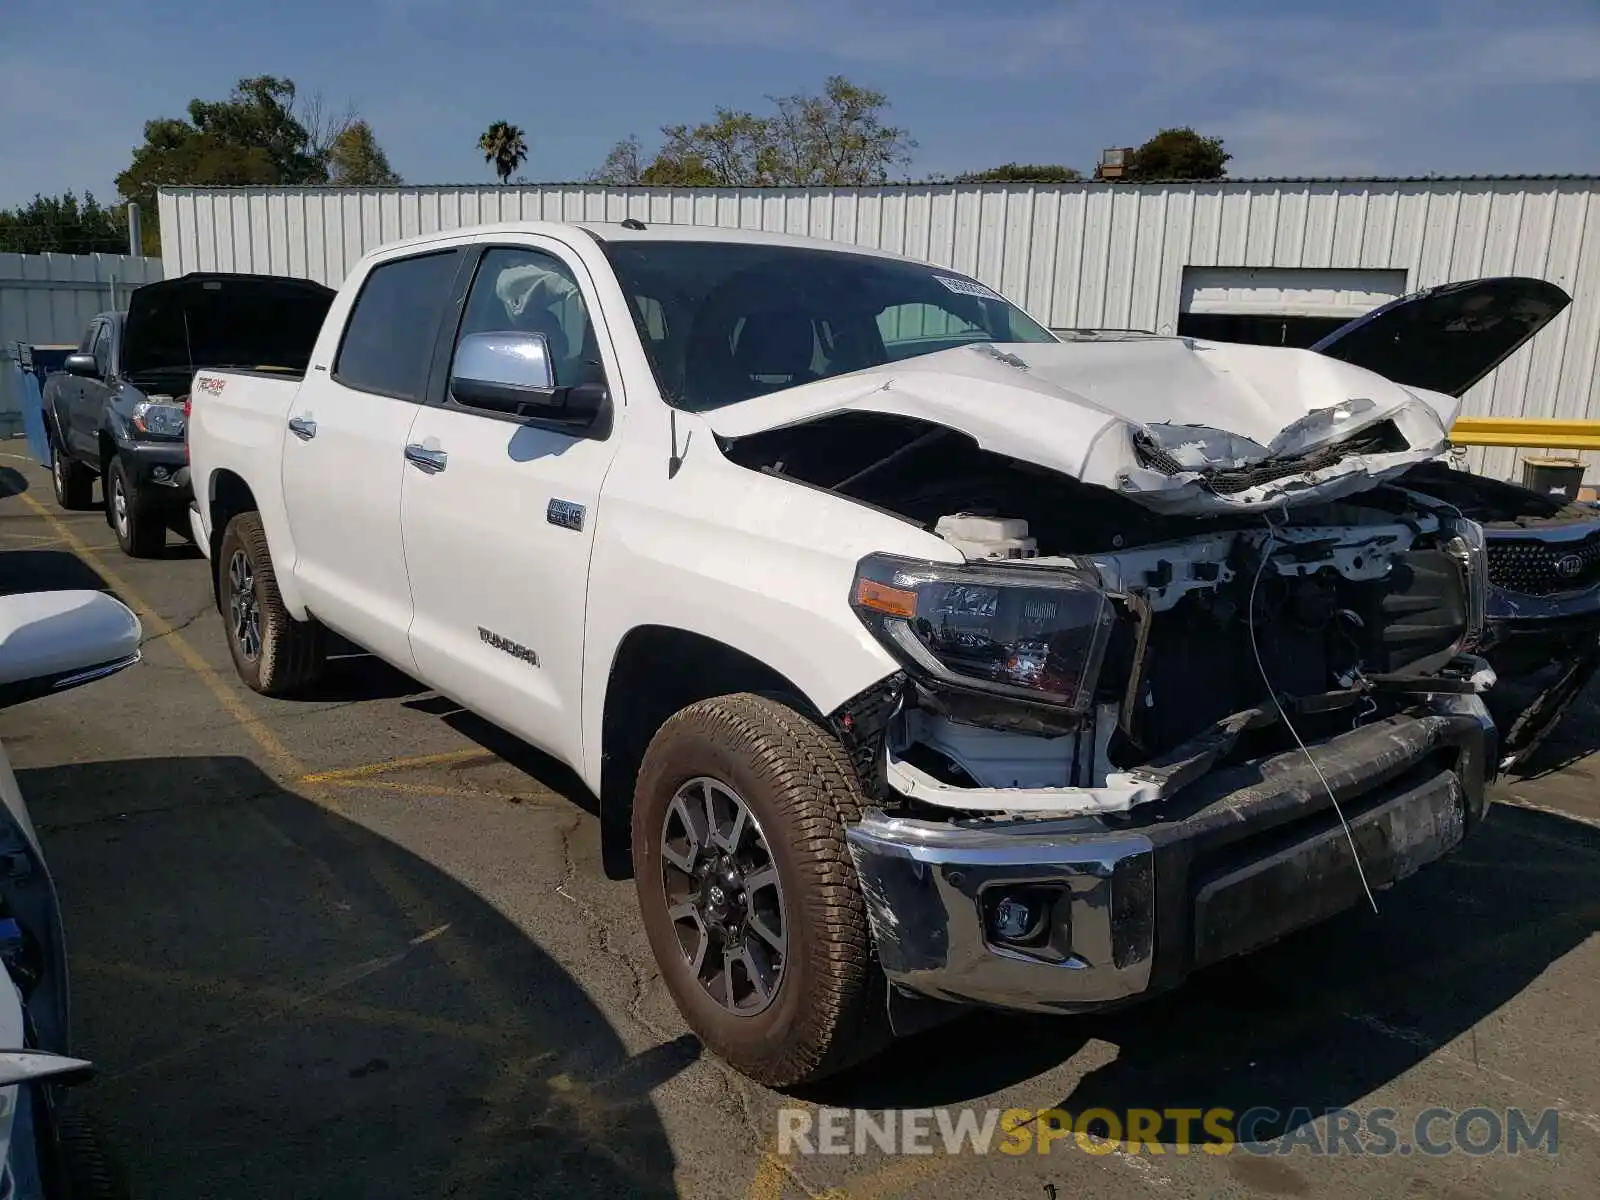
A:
[[776, 1106, 1560, 1158]]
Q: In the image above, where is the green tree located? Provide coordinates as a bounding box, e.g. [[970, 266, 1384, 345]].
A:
[[650, 109, 777, 186], [329, 121, 402, 185], [639, 149, 721, 187], [114, 76, 395, 252], [766, 76, 915, 186], [954, 163, 1083, 183], [0, 192, 128, 255], [1128, 128, 1230, 181], [478, 122, 528, 184], [587, 135, 646, 185], [185, 76, 324, 182], [596, 76, 916, 188]]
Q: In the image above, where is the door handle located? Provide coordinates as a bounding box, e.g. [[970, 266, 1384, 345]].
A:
[[404, 444, 448, 474], [287, 416, 318, 440]]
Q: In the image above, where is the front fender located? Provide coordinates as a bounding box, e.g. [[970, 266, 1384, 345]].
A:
[[577, 434, 958, 795]]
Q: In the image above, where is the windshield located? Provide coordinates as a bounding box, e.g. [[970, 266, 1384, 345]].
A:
[[602, 240, 1056, 411]]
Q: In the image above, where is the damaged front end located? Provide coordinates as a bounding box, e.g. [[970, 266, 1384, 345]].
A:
[[835, 499, 1493, 818], [733, 415, 1500, 1015]]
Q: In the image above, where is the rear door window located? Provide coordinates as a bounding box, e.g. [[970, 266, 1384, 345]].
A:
[[334, 250, 460, 401]]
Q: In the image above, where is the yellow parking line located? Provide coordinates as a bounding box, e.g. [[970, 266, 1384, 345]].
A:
[[300, 747, 495, 783], [745, 1140, 949, 1200], [745, 1141, 794, 1200], [826, 1156, 949, 1200]]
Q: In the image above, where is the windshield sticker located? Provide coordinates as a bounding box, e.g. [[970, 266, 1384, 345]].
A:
[[935, 275, 1005, 303]]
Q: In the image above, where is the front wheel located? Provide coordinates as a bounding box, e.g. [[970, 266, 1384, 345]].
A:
[[632, 693, 885, 1088], [106, 455, 164, 557], [50, 443, 95, 510], [217, 511, 326, 696]]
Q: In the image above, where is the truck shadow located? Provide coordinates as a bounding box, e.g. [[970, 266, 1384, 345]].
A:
[[808, 802, 1600, 1145], [21, 755, 686, 1200]]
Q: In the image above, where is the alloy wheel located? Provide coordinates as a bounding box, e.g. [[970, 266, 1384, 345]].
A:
[[659, 776, 787, 1016], [110, 472, 128, 537], [227, 549, 262, 661]]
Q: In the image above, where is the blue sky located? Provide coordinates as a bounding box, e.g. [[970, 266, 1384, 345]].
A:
[[2, 0, 1597, 210]]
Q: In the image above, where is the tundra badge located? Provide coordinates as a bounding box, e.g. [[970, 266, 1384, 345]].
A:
[[478, 627, 539, 667], [547, 499, 585, 532]]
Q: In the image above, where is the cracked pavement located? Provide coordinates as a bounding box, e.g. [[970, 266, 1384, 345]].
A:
[[3, 448, 1599, 1199]]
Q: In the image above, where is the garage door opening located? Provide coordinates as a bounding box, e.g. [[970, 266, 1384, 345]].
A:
[[1177, 311, 1349, 347], [1177, 267, 1409, 349]]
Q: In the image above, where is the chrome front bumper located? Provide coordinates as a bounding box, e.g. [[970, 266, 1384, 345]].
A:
[[846, 696, 1495, 1015]]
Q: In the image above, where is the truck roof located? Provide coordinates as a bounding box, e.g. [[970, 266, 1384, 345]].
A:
[[355, 220, 915, 267]]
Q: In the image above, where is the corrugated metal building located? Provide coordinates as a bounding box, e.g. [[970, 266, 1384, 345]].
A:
[[159, 178, 1600, 481], [0, 251, 163, 435]]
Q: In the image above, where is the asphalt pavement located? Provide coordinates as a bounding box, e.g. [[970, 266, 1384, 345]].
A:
[[2, 445, 1597, 1199]]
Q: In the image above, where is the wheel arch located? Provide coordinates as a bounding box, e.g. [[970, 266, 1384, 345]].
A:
[[206, 469, 260, 611], [594, 624, 830, 879]]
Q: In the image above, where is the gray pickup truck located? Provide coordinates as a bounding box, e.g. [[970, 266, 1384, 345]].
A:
[[42, 273, 333, 557]]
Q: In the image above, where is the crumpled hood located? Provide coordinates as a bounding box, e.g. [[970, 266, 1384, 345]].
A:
[[703, 337, 1461, 516]]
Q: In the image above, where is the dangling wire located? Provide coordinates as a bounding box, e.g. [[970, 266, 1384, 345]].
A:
[[1247, 512, 1380, 914]]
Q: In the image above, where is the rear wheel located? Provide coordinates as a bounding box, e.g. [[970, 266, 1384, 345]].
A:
[[50, 443, 95, 510], [106, 456, 164, 557], [632, 692, 885, 1088], [218, 511, 326, 696]]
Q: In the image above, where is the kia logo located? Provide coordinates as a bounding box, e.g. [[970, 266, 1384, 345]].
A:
[[1555, 553, 1585, 579]]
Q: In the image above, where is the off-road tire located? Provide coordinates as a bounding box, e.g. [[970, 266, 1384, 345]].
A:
[[633, 692, 886, 1088], [218, 511, 326, 696], [106, 455, 164, 557], [50, 442, 95, 510]]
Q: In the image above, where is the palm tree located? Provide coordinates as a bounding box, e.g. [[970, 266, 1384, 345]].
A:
[[477, 121, 528, 184]]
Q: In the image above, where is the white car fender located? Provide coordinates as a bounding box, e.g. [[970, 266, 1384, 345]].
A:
[[577, 417, 959, 796]]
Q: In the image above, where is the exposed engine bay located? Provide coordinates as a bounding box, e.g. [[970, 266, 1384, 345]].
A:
[[728, 412, 1492, 814]]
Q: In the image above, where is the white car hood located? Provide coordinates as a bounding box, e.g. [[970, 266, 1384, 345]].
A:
[[703, 338, 1462, 516]]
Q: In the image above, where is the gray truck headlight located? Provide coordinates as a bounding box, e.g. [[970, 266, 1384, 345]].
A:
[[131, 399, 186, 439], [849, 553, 1116, 713]]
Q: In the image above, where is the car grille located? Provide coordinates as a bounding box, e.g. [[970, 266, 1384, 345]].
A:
[[1486, 528, 1600, 596]]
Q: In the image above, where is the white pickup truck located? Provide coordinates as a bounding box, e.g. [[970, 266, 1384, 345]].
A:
[[187, 220, 1500, 1087]]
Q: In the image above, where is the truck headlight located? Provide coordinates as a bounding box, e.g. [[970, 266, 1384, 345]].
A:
[[131, 399, 186, 439], [849, 553, 1116, 713]]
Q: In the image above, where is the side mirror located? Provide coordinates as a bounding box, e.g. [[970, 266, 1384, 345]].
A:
[[451, 331, 609, 434], [63, 354, 100, 379], [0, 591, 141, 710]]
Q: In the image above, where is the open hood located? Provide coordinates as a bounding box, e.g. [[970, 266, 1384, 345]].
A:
[[1309, 276, 1570, 398], [122, 273, 336, 378], [705, 337, 1460, 517]]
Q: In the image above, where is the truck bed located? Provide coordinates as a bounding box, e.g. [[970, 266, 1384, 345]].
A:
[[186, 368, 305, 565]]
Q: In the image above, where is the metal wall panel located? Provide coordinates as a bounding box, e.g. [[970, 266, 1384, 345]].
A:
[[160, 180, 1600, 481], [0, 252, 164, 429]]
